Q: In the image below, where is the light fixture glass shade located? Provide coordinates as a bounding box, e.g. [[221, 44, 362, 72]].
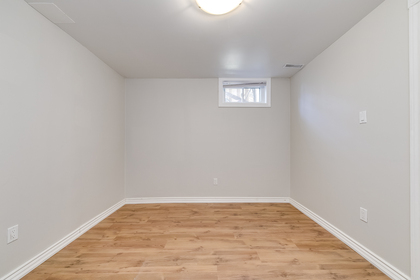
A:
[[196, 0, 243, 15]]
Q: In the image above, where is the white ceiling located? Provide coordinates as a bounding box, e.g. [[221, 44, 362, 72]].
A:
[[25, 0, 384, 78]]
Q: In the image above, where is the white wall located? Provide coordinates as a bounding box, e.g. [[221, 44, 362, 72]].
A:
[[126, 78, 290, 198], [0, 0, 125, 278], [291, 0, 410, 275]]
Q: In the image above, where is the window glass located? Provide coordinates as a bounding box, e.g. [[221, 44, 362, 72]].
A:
[[219, 78, 271, 107]]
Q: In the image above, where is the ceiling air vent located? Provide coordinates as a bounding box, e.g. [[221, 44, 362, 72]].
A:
[[283, 64, 304, 68]]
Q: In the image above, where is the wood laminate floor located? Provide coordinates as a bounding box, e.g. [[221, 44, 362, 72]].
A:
[[22, 203, 390, 280]]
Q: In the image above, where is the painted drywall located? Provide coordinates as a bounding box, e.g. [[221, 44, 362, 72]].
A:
[[126, 78, 290, 198], [291, 0, 410, 275], [0, 0, 125, 278]]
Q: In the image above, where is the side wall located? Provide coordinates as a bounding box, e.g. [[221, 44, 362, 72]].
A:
[[125, 78, 290, 198], [291, 0, 410, 275], [0, 0, 125, 277]]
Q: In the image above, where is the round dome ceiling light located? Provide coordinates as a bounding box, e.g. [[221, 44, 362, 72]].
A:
[[196, 0, 243, 15]]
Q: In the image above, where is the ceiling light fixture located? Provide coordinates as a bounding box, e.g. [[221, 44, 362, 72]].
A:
[[196, 0, 243, 15]]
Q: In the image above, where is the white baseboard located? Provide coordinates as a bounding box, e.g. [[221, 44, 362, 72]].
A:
[[1, 199, 126, 280], [125, 197, 289, 204], [289, 198, 410, 280]]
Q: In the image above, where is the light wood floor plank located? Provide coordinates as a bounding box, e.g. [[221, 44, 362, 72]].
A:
[[22, 203, 390, 279]]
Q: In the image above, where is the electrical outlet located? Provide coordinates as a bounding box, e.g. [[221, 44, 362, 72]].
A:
[[360, 208, 368, 223], [213, 178, 218, 185], [7, 225, 18, 244]]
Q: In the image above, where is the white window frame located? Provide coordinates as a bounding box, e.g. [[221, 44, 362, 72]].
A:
[[218, 78, 271, 108]]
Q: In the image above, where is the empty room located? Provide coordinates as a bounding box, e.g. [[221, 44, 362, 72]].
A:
[[1, 0, 420, 279]]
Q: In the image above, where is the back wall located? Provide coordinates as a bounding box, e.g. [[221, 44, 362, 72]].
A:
[[125, 78, 290, 198]]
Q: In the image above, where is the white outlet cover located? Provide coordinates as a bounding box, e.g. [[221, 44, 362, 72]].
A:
[[359, 111, 367, 124], [7, 225, 18, 244], [360, 208, 368, 223]]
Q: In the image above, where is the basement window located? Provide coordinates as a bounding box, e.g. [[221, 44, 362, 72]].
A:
[[219, 78, 271, 107]]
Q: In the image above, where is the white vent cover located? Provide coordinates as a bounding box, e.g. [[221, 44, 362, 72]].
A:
[[28, 3, 75, 24], [283, 64, 304, 68]]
